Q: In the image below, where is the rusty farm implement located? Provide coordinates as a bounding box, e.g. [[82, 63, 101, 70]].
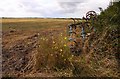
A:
[[67, 11, 97, 55]]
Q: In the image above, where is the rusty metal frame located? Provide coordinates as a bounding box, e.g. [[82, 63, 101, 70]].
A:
[[67, 11, 97, 55]]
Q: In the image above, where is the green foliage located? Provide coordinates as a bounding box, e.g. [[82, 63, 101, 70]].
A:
[[94, 2, 120, 33], [82, 2, 120, 77]]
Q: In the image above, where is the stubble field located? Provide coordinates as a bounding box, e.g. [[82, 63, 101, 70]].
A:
[[2, 18, 80, 77]]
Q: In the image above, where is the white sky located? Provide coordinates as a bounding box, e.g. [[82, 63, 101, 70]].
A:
[[0, 0, 110, 18]]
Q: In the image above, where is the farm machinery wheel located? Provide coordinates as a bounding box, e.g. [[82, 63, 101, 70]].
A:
[[86, 11, 97, 20]]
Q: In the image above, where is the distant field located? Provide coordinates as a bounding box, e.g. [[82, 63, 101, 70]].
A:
[[2, 18, 72, 31], [2, 18, 70, 23]]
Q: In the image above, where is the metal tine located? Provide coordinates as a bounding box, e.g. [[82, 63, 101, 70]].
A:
[[68, 11, 97, 55]]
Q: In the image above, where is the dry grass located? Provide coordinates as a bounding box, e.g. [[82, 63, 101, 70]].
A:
[[2, 18, 70, 23]]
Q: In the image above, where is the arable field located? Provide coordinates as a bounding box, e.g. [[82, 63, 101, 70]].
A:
[[2, 18, 76, 77]]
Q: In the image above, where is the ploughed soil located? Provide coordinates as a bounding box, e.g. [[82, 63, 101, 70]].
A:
[[2, 28, 64, 77]]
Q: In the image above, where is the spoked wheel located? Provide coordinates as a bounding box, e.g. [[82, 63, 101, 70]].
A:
[[86, 11, 97, 20], [86, 11, 97, 32]]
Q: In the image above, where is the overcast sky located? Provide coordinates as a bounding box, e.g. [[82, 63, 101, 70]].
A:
[[0, 0, 111, 18]]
